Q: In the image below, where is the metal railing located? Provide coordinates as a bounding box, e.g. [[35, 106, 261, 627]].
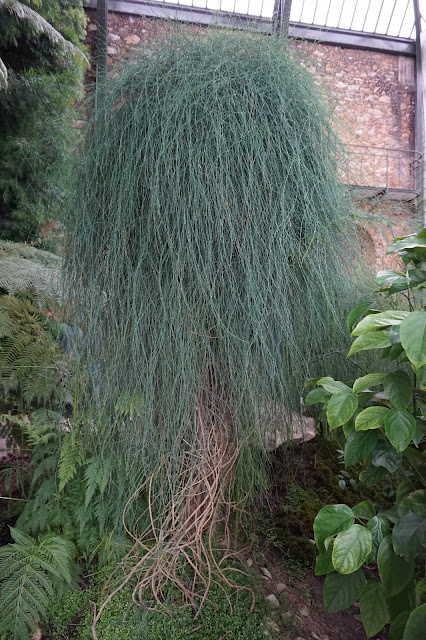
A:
[[341, 144, 422, 201]]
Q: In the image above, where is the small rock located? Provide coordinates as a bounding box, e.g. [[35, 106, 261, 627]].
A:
[[311, 633, 321, 640], [276, 582, 286, 591], [283, 611, 292, 618], [322, 637, 329, 640], [246, 558, 253, 567], [266, 594, 279, 607], [107, 46, 117, 55], [299, 605, 309, 617], [261, 567, 273, 579], [125, 34, 141, 45], [109, 33, 121, 42], [88, 23, 97, 31]]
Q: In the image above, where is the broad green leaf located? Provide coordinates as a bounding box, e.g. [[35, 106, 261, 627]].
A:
[[403, 450, 426, 484], [315, 547, 334, 576], [407, 268, 426, 288], [390, 612, 410, 640], [403, 603, 426, 640], [353, 373, 386, 394], [376, 271, 410, 294], [381, 505, 403, 525], [393, 513, 426, 560], [414, 364, 426, 385], [351, 310, 409, 336], [342, 420, 355, 437], [371, 440, 402, 472], [385, 409, 416, 452], [332, 525, 372, 574], [399, 490, 426, 516], [316, 377, 352, 394], [376, 269, 407, 291], [416, 578, 426, 606], [348, 330, 391, 357], [389, 342, 405, 362], [387, 234, 426, 254], [413, 419, 425, 446], [305, 387, 330, 406], [400, 312, 426, 369], [384, 371, 413, 409], [355, 406, 390, 431], [360, 581, 389, 639], [388, 580, 416, 621], [305, 377, 321, 389], [327, 391, 358, 431], [346, 300, 375, 332], [366, 515, 390, 563], [377, 535, 415, 596], [396, 478, 417, 503], [344, 429, 378, 468], [323, 569, 366, 613], [359, 464, 388, 485], [352, 500, 376, 520], [313, 504, 355, 551]]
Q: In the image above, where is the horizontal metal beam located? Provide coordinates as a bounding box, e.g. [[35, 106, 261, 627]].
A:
[[84, 0, 272, 33], [289, 23, 416, 56], [84, 0, 416, 56]]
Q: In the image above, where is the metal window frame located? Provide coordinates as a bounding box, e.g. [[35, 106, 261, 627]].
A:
[[84, 0, 417, 54]]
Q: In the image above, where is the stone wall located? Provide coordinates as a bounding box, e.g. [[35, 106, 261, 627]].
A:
[[84, 9, 419, 264], [85, 9, 416, 154]]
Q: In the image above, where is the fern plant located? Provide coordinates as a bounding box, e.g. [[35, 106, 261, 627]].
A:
[[0, 526, 76, 640], [0, 295, 67, 411], [0, 242, 71, 413], [0, 240, 61, 308]]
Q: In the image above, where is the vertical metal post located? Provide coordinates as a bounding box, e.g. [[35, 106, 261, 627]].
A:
[[272, 0, 292, 37], [413, 0, 426, 225], [96, 0, 109, 88]]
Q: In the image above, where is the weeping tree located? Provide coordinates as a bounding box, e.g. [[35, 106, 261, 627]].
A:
[[65, 29, 371, 632]]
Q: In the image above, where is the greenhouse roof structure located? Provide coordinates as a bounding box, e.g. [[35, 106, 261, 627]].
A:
[[86, 0, 425, 55]]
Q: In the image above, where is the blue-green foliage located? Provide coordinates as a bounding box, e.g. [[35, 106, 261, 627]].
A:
[[65, 28, 373, 513]]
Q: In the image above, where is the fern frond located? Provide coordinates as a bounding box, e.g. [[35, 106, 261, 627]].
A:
[[58, 428, 84, 492], [0, 241, 61, 308], [0, 528, 74, 640], [83, 456, 111, 509], [0, 296, 65, 408]]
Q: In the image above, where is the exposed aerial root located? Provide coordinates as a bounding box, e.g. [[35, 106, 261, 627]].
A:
[[92, 399, 255, 640]]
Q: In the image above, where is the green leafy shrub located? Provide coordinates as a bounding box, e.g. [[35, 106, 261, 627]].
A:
[[0, 0, 87, 241], [308, 230, 426, 639]]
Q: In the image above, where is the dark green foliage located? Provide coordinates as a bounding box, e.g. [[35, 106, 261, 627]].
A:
[[0, 242, 68, 412], [0, 296, 66, 409], [0, 526, 76, 640], [0, 0, 86, 241], [310, 230, 426, 639]]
